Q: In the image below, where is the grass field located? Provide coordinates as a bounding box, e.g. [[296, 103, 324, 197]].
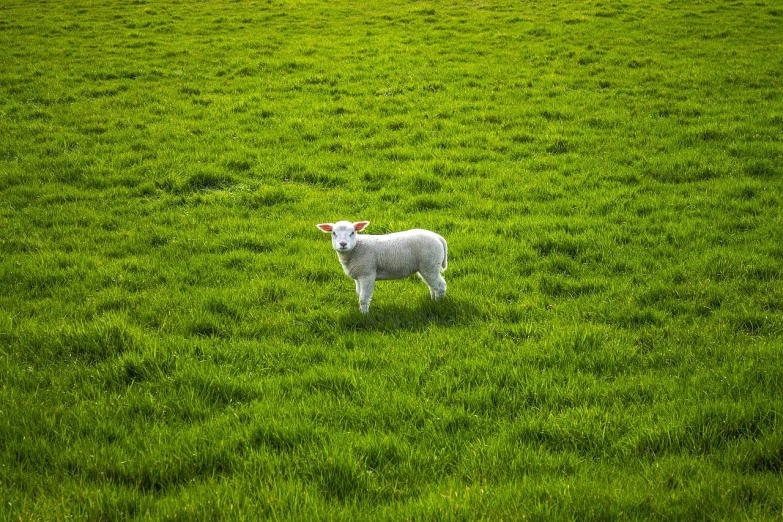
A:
[[2, 0, 783, 519]]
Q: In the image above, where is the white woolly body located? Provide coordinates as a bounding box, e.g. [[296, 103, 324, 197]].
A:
[[316, 221, 448, 314], [336, 230, 447, 281]]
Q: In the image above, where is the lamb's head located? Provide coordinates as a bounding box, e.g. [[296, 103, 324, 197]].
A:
[[316, 221, 369, 252]]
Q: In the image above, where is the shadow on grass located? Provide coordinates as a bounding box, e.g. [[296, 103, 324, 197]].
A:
[[336, 295, 483, 332]]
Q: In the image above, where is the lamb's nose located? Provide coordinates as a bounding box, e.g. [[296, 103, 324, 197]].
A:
[[339, 241, 347, 248]]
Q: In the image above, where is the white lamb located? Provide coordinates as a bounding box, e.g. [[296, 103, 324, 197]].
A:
[[316, 221, 448, 314]]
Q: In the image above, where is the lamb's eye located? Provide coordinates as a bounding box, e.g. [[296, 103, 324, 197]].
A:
[[332, 232, 336, 236], [350, 232, 355, 236]]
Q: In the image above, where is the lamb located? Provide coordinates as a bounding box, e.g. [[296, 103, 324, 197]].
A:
[[316, 220, 448, 314]]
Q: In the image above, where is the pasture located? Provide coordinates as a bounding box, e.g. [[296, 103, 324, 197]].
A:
[[1, 0, 782, 519]]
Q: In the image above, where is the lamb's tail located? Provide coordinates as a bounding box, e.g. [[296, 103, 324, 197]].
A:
[[439, 235, 448, 271]]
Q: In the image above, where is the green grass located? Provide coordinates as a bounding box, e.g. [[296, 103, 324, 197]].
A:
[[2, 0, 782, 519]]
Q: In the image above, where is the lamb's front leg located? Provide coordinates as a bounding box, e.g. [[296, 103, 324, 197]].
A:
[[356, 277, 375, 314]]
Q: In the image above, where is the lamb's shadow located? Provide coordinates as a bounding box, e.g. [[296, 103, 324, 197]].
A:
[[337, 296, 483, 332]]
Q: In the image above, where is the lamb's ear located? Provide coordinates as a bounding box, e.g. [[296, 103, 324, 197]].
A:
[[353, 221, 370, 232], [316, 223, 334, 232]]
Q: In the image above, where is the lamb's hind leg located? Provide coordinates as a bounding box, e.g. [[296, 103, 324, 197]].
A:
[[418, 267, 446, 301]]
